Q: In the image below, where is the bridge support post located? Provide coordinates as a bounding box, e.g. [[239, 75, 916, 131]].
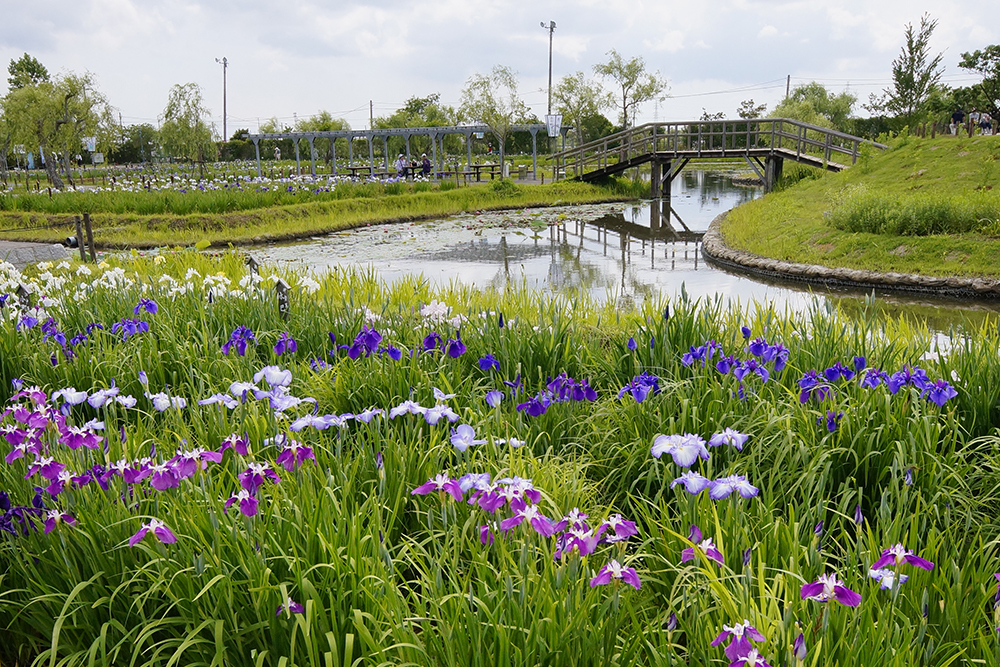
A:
[[765, 155, 783, 193], [650, 159, 672, 199]]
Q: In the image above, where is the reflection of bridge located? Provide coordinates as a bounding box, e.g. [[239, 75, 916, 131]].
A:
[[553, 118, 887, 196]]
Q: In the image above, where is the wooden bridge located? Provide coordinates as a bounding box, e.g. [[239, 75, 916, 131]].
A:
[[552, 118, 887, 196]]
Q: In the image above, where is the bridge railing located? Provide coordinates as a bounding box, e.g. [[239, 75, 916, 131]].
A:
[[554, 119, 886, 178]]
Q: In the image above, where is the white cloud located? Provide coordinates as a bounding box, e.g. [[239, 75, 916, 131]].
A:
[[758, 25, 778, 38]]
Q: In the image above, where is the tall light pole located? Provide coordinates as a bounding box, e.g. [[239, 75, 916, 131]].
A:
[[215, 57, 228, 141], [540, 21, 556, 115]]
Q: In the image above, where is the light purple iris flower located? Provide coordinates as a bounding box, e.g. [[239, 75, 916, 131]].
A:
[[87, 386, 119, 409], [424, 404, 459, 425], [651, 433, 710, 468], [225, 489, 259, 517], [389, 400, 426, 419], [709, 475, 760, 500], [601, 513, 638, 541], [869, 568, 909, 590], [485, 390, 504, 408], [354, 407, 384, 423], [451, 424, 487, 452], [457, 472, 491, 493], [43, 510, 77, 534], [589, 559, 641, 589], [871, 543, 935, 571], [793, 633, 806, 660], [51, 387, 88, 406], [670, 471, 712, 496], [199, 393, 239, 409], [711, 620, 766, 661], [681, 524, 725, 565], [708, 428, 749, 451], [254, 365, 293, 388], [555, 526, 606, 558], [800, 572, 861, 606], [411, 473, 463, 501], [129, 518, 178, 546]]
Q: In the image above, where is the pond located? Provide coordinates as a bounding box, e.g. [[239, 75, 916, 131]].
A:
[[253, 168, 1000, 330]]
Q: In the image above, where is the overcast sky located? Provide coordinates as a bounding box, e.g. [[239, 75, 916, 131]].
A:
[[0, 0, 993, 137]]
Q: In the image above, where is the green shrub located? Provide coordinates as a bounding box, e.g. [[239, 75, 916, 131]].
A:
[[438, 180, 457, 192], [828, 184, 1000, 236], [490, 177, 519, 196]]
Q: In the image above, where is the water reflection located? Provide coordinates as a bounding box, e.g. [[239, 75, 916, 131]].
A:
[[251, 169, 1000, 329]]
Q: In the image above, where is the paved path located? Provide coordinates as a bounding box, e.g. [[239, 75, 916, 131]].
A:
[[0, 240, 69, 269]]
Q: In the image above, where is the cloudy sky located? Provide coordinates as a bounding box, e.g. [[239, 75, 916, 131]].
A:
[[0, 0, 993, 137]]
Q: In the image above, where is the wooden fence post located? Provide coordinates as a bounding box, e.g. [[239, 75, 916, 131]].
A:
[[83, 213, 96, 263], [74, 216, 87, 262], [275, 278, 291, 320], [16, 284, 31, 308]]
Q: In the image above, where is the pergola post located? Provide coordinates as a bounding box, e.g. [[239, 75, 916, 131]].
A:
[[382, 136, 389, 171], [431, 132, 438, 178], [294, 140, 301, 175], [348, 138, 354, 165], [367, 134, 375, 176], [331, 140, 337, 175], [307, 136, 316, 177], [530, 128, 538, 179], [404, 135, 411, 161], [252, 138, 262, 178], [465, 132, 473, 169]]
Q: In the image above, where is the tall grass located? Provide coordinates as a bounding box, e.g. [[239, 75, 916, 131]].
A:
[[0, 253, 999, 666], [829, 184, 1000, 236]]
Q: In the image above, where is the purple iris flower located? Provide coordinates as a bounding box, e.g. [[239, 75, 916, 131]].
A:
[[729, 650, 772, 667], [709, 475, 759, 500], [627, 337, 637, 351], [818, 410, 843, 432], [128, 518, 178, 547], [871, 543, 935, 571], [133, 298, 158, 315], [859, 368, 888, 389], [715, 355, 739, 375], [670, 471, 711, 495], [887, 365, 930, 394], [854, 504, 864, 525], [199, 393, 239, 409], [601, 513, 638, 541], [589, 559, 641, 589], [276, 597, 305, 616], [797, 370, 835, 404], [423, 332, 443, 352], [499, 504, 558, 537], [681, 525, 725, 565], [485, 390, 504, 408], [273, 332, 297, 355], [617, 372, 660, 403], [354, 407, 384, 423], [348, 325, 382, 358], [740, 326, 751, 339], [238, 462, 281, 493], [220, 433, 249, 456], [516, 393, 551, 417], [708, 428, 749, 451], [110, 318, 150, 342], [224, 489, 259, 517], [666, 613, 678, 631], [389, 399, 426, 419], [479, 354, 500, 371], [446, 333, 466, 358], [853, 356, 867, 372], [800, 572, 861, 606], [710, 620, 765, 661], [411, 473, 463, 501], [254, 365, 293, 387], [923, 379, 958, 407], [823, 362, 855, 382], [793, 633, 806, 661], [681, 345, 706, 367], [747, 337, 768, 357], [733, 359, 769, 383], [222, 326, 257, 356], [43, 510, 76, 534], [651, 433, 709, 468], [275, 441, 316, 471], [555, 525, 607, 558]]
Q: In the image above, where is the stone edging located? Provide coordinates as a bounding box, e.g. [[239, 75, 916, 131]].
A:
[[701, 213, 1000, 300]]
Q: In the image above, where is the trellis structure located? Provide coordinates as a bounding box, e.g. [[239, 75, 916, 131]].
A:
[[244, 124, 572, 178]]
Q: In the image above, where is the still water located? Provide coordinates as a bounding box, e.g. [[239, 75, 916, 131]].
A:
[[254, 169, 1000, 328]]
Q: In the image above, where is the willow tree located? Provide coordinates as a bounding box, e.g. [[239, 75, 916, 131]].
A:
[[2, 71, 114, 189], [593, 50, 668, 129], [459, 65, 530, 176], [159, 83, 216, 178]]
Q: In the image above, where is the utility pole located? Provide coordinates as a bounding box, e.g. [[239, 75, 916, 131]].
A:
[[785, 74, 790, 100], [540, 21, 556, 115], [216, 57, 228, 141], [370, 100, 374, 130]]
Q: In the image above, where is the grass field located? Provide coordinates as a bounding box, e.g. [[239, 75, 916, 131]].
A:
[[1, 251, 999, 666], [721, 134, 1000, 278]]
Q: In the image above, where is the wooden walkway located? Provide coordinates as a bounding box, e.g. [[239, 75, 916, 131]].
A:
[[552, 118, 887, 196]]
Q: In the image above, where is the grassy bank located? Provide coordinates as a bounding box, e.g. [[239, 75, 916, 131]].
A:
[[721, 135, 1000, 277], [0, 179, 642, 249], [1, 252, 999, 666]]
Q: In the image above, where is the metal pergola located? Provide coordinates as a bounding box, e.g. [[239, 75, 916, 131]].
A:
[[243, 124, 572, 179]]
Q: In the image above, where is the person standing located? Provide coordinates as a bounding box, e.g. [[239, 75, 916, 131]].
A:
[[950, 108, 965, 135]]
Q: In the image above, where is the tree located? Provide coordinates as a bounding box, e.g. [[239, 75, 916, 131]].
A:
[[773, 82, 856, 131], [159, 83, 216, 172], [111, 123, 157, 164], [3, 71, 115, 189], [552, 71, 611, 145], [959, 44, 1000, 118], [868, 14, 944, 129], [737, 99, 767, 119], [295, 111, 351, 166], [459, 65, 530, 176], [7, 53, 49, 91], [593, 50, 668, 129], [374, 95, 458, 156]]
